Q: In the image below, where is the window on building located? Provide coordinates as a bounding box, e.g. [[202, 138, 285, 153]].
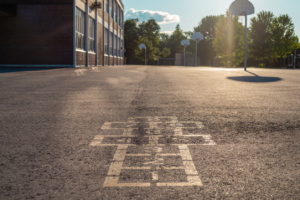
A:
[[117, 5, 119, 26], [114, 35, 117, 56], [116, 36, 119, 57], [109, 0, 112, 18], [120, 39, 123, 57], [114, 0, 117, 22], [120, 11, 123, 29], [119, 37, 121, 57], [104, 0, 108, 13], [109, 32, 113, 55], [76, 7, 85, 50], [88, 17, 95, 52], [104, 28, 109, 55]]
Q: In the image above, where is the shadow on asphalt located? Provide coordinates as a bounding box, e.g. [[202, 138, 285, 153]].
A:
[[0, 67, 57, 74], [227, 71, 282, 83]]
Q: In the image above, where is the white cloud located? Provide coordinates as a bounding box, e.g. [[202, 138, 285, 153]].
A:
[[160, 31, 174, 35], [125, 8, 180, 25]]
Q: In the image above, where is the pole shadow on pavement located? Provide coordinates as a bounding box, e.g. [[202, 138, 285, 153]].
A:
[[227, 71, 282, 83]]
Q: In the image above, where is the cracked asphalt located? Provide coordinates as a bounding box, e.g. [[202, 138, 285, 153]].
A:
[[0, 66, 299, 199]]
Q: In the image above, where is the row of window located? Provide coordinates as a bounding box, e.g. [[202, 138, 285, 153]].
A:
[[104, 28, 123, 57], [76, 7, 123, 56], [88, 17, 95, 52], [76, 8, 85, 50], [104, 0, 123, 28]]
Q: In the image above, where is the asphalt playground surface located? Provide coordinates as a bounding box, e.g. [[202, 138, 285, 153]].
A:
[[0, 66, 299, 199]]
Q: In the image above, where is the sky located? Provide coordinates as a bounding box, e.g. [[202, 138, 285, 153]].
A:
[[123, 0, 300, 38]]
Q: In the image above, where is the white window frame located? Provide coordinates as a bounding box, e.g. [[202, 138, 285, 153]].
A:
[[104, 0, 108, 13], [76, 7, 85, 51], [88, 17, 95, 52], [109, 32, 113, 55], [104, 28, 109, 55]]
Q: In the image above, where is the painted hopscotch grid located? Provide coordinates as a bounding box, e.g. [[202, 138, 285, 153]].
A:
[[89, 116, 216, 187]]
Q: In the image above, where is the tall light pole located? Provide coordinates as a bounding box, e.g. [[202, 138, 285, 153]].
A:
[[191, 32, 204, 67], [229, 0, 255, 71], [181, 40, 190, 66], [139, 43, 147, 65]]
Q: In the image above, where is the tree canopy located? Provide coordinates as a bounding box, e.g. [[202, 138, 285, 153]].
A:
[[124, 18, 171, 63], [270, 14, 299, 66], [249, 11, 274, 67], [124, 11, 299, 67], [213, 12, 244, 67]]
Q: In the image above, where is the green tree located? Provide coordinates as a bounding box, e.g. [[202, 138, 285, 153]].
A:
[[158, 33, 171, 58], [160, 47, 171, 58], [193, 15, 222, 65], [159, 33, 170, 49], [124, 18, 140, 63], [167, 24, 187, 57], [138, 19, 160, 47], [270, 14, 299, 67], [137, 38, 161, 61], [213, 11, 244, 67], [249, 11, 274, 67], [136, 19, 162, 61], [184, 31, 193, 40]]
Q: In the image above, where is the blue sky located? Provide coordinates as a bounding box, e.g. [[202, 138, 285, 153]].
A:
[[123, 0, 300, 38]]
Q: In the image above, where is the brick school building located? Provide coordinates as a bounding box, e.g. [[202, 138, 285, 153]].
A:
[[0, 0, 124, 67]]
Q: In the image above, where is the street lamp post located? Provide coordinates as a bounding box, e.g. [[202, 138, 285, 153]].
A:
[[229, 0, 255, 71], [139, 43, 147, 65]]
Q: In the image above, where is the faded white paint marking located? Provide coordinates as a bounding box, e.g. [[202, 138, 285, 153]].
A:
[[152, 171, 159, 181], [179, 145, 193, 160], [113, 150, 127, 161], [101, 122, 112, 130], [90, 116, 215, 187], [126, 154, 151, 157], [107, 162, 124, 176], [182, 161, 198, 175], [103, 176, 151, 187], [123, 167, 151, 170]]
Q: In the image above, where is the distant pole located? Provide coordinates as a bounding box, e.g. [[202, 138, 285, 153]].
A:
[[184, 47, 186, 66], [181, 40, 190, 66], [195, 42, 198, 67], [295, 49, 296, 69], [145, 48, 147, 65], [139, 43, 147, 65], [191, 33, 202, 67], [244, 13, 248, 71], [229, 0, 254, 70]]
